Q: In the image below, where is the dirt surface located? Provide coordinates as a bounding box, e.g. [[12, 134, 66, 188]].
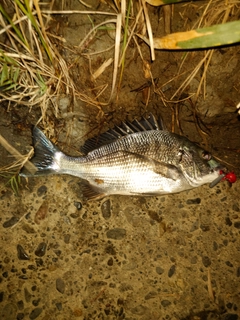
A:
[[0, 0, 240, 319]]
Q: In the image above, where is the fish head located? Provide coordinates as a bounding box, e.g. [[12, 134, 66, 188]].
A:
[[177, 138, 225, 187]]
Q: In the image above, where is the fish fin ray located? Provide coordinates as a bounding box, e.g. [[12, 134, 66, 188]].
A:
[[81, 114, 164, 154], [80, 181, 106, 200], [20, 127, 61, 176]]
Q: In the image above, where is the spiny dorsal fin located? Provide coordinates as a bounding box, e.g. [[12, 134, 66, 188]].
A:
[[80, 113, 164, 154]]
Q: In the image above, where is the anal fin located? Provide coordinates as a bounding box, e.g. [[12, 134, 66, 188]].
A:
[[79, 180, 106, 201]]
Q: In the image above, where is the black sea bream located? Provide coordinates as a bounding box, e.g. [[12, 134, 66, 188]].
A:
[[20, 114, 235, 199]]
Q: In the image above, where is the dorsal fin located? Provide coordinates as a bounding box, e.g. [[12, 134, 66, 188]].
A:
[[80, 113, 164, 154]]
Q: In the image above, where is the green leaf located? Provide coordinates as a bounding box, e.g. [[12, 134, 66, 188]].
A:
[[139, 20, 240, 50]]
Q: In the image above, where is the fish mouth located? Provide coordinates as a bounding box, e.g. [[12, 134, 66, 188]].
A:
[[209, 166, 229, 188]]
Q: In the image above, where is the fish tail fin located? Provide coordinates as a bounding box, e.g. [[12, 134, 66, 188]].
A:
[[20, 127, 62, 177]]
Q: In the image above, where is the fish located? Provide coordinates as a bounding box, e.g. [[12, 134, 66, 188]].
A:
[[20, 114, 236, 200]]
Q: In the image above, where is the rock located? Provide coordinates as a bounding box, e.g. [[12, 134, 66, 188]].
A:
[[106, 228, 126, 240], [168, 265, 176, 277], [161, 300, 172, 307], [37, 185, 47, 197], [101, 199, 111, 220], [56, 278, 65, 294], [186, 198, 201, 205], [29, 307, 42, 319], [202, 256, 211, 267], [17, 244, 30, 260], [3, 216, 19, 228], [34, 242, 47, 257], [156, 266, 164, 275], [0, 303, 17, 320]]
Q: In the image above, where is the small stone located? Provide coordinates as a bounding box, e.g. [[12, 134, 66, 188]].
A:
[[161, 300, 172, 307], [145, 291, 157, 300], [237, 267, 240, 277], [74, 201, 82, 210], [34, 242, 47, 257], [17, 300, 24, 310], [156, 266, 164, 275], [24, 288, 32, 302], [0, 303, 17, 320], [232, 203, 240, 212], [72, 308, 83, 317], [29, 307, 42, 319], [213, 241, 218, 251], [107, 257, 113, 266], [202, 256, 211, 267], [226, 261, 233, 267], [130, 305, 148, 315], [3, 216, 19, 228], [17, 244, 30, 260], [55, 302, 62, 311], [101, 199, 111, 220], [186, 198, 201, 205], [168, 265, 176, 277], [225, 217, 232, 226], [148, 211, 162, 223], [37, 185, 47, 197], [106, 228, 126, 240], [17, 313, 24, 320], [190, 256, 198, 264], [56, 278, 65, 294], [105, 244, 116, 255], [233, 221, 240, 229], [22, 224, 36, 234], [64, 234, 71, 244]]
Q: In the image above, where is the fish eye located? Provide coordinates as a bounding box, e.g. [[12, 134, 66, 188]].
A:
[[202, 151, 211, 160]]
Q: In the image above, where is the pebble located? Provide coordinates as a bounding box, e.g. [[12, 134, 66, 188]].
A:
[[145, 291, 157, 300], [24, 288, 32, 302], [34, 242, 47, 257], [106, 228, 126, 240], [186, 198, 201, 205], [17, 244, 30, 260], [0, 303, 17, 320], [156, 266, 164, 275], [233, 221, 240, 229], [3, 216, 19, 228], [202, 256, 211, 267], [168, 265, 176, 277], [237, 267, 240, 277], [161, 300, 172, 307], [55, 302, 62, 311], [56, 278, 65, 294], [130, 305, 148, 315], [148, 210, 162, 223], [29, 307, 42, 319], [74, 201, 82, 210], [37, 185, 47, 197], [101, 199, 111, 220], [17, 313, 24, 320]]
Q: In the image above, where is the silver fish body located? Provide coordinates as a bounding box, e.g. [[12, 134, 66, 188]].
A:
[[20, 115, 224, 199]]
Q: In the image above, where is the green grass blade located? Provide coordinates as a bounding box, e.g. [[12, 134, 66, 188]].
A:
[[14, 0, 53, 61], [0, 4, 29, 47], [139, 20, 240, 49]]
